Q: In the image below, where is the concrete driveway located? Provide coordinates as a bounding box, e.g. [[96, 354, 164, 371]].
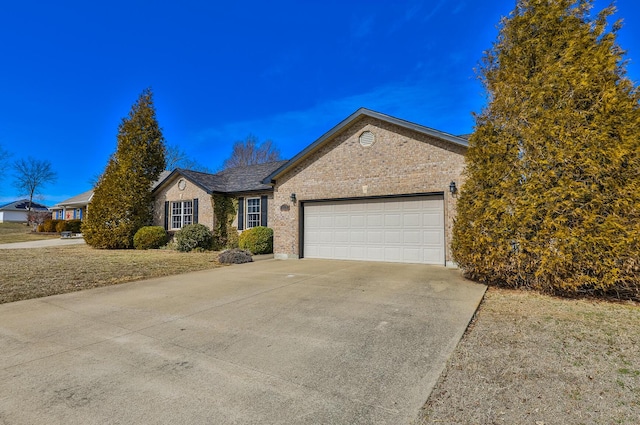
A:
[[0, 259, 485, 424]]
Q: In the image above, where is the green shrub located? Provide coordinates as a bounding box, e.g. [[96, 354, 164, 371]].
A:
[[238, 226, 273, 255], [175, 223, 213, 252], [43, 219, 62, 233], [214, 225, 240, 250], [211, 194, 238, 250], [226, 226, 239, 249], [55, 220, 67, 233], [133, 226, 168, 250], [65, 219, 82, 233]]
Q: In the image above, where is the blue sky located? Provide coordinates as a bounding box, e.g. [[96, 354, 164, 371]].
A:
[[1, 0, 638, 206]]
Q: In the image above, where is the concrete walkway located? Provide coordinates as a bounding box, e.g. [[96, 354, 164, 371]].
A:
[[0, 259, 486, 424], [0, 237, 85, 249]]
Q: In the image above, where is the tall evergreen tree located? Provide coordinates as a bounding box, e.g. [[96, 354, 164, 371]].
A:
[[453, 0, 639, 299], [83, 88, 166, 249]]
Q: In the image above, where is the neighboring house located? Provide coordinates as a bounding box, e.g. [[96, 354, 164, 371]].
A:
[[263, 108, 468, 266], [152, 161, 288, 232], [50, 190, 93, 220], [0, 200, 50, 223], [51, 171, 172, 221]]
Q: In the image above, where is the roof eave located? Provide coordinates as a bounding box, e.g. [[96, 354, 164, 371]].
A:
[[221, 187, 275, 196]]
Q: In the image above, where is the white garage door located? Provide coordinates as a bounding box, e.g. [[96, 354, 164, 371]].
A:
[[303, 195, 445, 265]]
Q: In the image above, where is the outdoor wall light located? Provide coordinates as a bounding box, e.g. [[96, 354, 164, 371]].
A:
[[290, 193, 297, 203], [449, 181, 457, 195]]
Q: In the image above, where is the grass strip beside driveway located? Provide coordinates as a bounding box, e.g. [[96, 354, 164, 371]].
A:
[[420, 287, 640, 425], [0, 245, 222, 304]]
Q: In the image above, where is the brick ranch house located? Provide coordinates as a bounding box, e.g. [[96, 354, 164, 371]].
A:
[[55, 108, 468, 266], [157, 108, 467, 265]]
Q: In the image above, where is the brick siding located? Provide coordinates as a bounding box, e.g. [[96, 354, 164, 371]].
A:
[[153, 176, 214, 231], [271, 115, 466, 264]]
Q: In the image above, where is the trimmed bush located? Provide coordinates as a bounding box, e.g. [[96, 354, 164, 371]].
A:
[[55, 220, 67, 233], [37, 224, 45, 232], [218, 249, 253, 264], [238, 226, 273, 255], [175, 223, 213, 252], [65, 219, 82, 233], [133, 226, 168, 250], [43, 219, 61, 233]]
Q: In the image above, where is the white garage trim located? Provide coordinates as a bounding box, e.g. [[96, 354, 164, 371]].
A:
[[302, 195, 445, 265]]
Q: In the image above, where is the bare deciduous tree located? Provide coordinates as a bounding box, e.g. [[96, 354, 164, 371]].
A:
[[27, 210, 52, 226], [222, 135, 281, 169], [165, 144, 211, 172], [13, 157, 57, 211], [0, 144, 11, 189]]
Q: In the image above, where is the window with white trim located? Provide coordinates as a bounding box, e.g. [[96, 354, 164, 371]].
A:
[[246, 198, 261, 228], [171, 200, 193, 229]]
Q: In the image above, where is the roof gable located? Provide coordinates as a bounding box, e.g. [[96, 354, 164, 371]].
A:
[[153, 160, 288, 195], [52, 190, 94, 208], [263, 108, 468, 184]]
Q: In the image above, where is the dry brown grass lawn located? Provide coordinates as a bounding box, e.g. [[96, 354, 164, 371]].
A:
[[0, 222, 59, 244], [419, 287, 640, 425], [0, 245, 223, 304]]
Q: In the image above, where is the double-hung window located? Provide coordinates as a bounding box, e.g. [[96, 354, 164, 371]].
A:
[[171, 200, 193, 229], [246, 198, 261, 228], [238, 196, 266, 230]]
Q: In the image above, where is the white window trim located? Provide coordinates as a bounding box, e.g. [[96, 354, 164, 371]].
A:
[[171, 200, 193, 230], [246, 197, 261, 229]]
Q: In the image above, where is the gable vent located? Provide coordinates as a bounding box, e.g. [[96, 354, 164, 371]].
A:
[[359, 131, 375, 147]]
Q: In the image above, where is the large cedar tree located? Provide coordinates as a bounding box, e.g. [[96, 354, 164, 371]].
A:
[[83, 88, 166, 248], [452, 0, 639, 299]]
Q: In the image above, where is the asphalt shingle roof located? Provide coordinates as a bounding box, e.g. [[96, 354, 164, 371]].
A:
[[0, 199, 49, 211], [175, 161, 287, 194], [152, 170, 172, 190], [53, 190, 94, 207]]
